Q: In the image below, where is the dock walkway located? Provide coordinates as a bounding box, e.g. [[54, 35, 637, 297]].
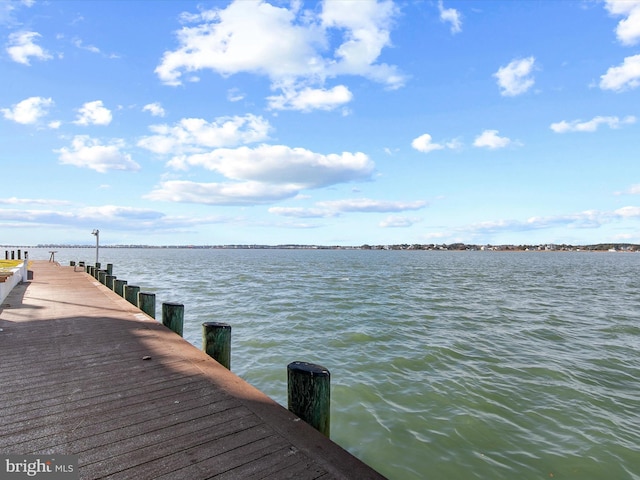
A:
[[0, 261, 385, 479]]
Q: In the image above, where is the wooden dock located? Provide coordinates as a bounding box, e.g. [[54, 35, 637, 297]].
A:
[[0, 261, 386, 479]]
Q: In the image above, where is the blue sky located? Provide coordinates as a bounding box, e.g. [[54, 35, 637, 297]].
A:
[[1, 0, 640, 246]]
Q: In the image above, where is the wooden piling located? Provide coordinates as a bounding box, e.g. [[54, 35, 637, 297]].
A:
[[98, 270, 107, 285], [106, 263, 113, 275], [287, 361, 331, 437], [114, 279, 127, 297], [124, 285, 140, 306], [202, 322, 231, 370], [105, 274, 116, 290], [138, 292, 156, 319], [162, 302, 184, 336]]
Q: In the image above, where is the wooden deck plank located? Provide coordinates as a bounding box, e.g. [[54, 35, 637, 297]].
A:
[[0, 261, 387, 479]]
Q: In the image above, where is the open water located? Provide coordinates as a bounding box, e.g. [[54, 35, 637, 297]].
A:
[[21, 248, 640, 479]]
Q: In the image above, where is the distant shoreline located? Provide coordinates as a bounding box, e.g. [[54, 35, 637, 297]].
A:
[[2, 243, 638, 252]]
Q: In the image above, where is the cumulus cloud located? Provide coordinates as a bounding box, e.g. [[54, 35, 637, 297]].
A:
[[56, 135, 140, 173], [473, 130, 512, 149], [155, 0, 404, 111], [550, 115, 636, 133], [145, 142, 374, 206], [411, 133, 444, 153], [138, 114, 271, 155], [600, 54, 640, 92], [146, 180, 300, 205], [438, 1, 461, 34], [494, 57, 536, 96], [167, 145, 374, 188], [6, 30, 52, 65], [604, 0, 640, 46], [142, 102, 166, 117], [74, 100, 112, 126], [615, 205, 640, 217], [1, 96, 53, 124], [267, 85, 353, 112]]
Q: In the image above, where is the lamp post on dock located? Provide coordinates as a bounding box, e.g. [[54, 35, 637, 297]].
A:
[[91, 229, 100, 265]]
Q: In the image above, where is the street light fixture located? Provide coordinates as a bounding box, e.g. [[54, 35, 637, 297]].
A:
[[91, 229, 100, 265]]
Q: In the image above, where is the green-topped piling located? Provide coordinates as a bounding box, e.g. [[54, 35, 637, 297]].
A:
[[162, 302, 184, 336], [202, 322, 231, 370], [287, 361, 331, 437]]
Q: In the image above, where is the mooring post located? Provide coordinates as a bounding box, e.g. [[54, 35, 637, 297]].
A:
[[162, 302, 184, 336], [124, 285, 140, 306], [106, 263, 113, 275], [114, 279, 127, 297], [89, 266, 95, 277], [138, 292, 156, 319], [105, 274, 116, 290], [98, 270, 107, 285], [202, 322, 231, 370], [287, 361, 331, 437]]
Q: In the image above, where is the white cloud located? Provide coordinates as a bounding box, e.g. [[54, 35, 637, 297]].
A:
[[227, 88, 245, 102], [269, 198, 427, 218], [315, 198, 426, 213], [494, 57, 536, 96], [604, 0, 640, 46], [600, 54, 640, 92], [74, 100, 112, 126], [56, 135, 140, 173], [379, 215, 420, 228], [622, 184, 640, 195], [138, 114, 271, 155], [550, 115, 636, 133], [155, 0, 404, 111], [6, 30, 52, 65], [615, 205, 640, 217], [438, 1, 462, 34], [267, 85, 353, 112], [72, 37, 100, 54], [1, 96, 53, 124], [146, 180, 300, 205], [145, 142, 374, 206], [0, 197, 70, 206], [473, 130, 512, 149], [142, 102, 166, 117], [169, 145, 374, 189], [268, 206, 336, 218], [411, 133, 445, 153]]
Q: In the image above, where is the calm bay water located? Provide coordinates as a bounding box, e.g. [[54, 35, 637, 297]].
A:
[[23, 248, 640, 479]]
